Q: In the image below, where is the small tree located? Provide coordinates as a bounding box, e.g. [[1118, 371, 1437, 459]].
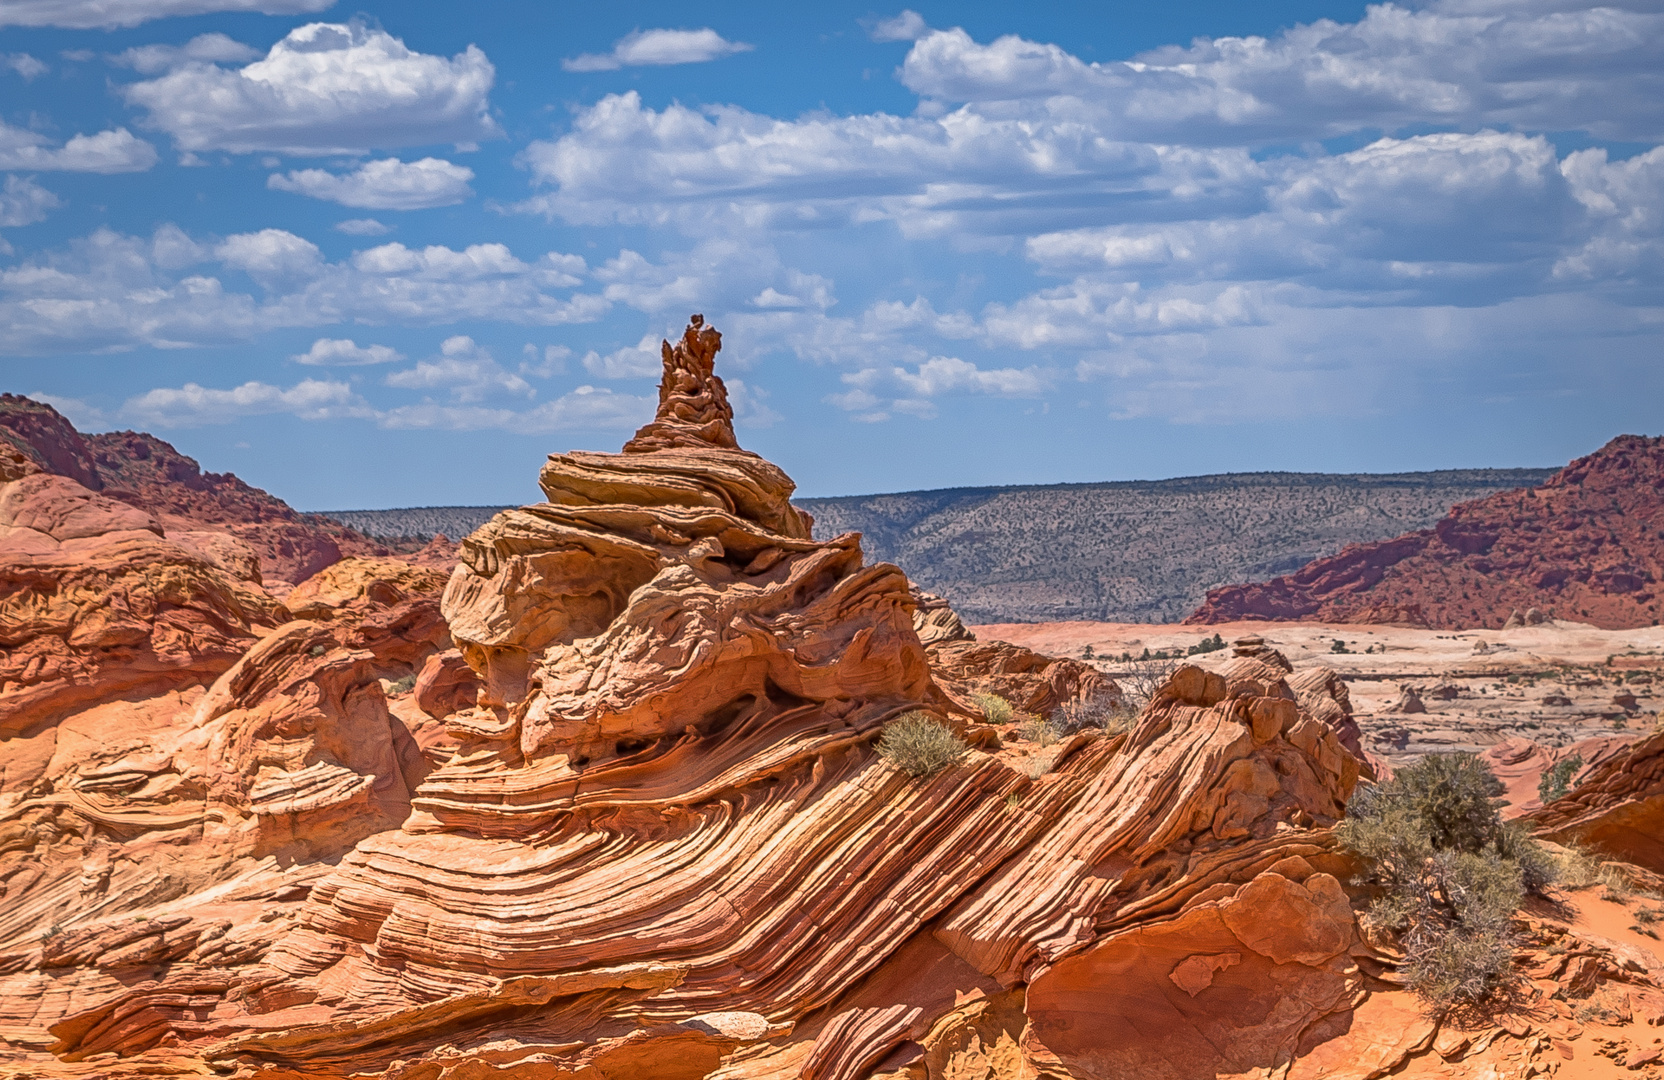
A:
[[1538, 754, 1583, 804], [1340, 752, 1556, 1011]]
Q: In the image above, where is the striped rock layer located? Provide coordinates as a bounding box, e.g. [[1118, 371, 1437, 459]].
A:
[[0, 318, 1450, 1080]]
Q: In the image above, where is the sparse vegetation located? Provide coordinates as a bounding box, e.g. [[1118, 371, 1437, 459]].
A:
[[1186, 633, 1225, 656], [1052, 691, 1137, 735], [1331, 638, 1352, 654], [309, 643, 327, 658], [1340, 752, 1556, 1011], [387, 674, 417, 697], [875, 713, 968, 778], [971, 692, 1015, 725], [1537, 753, 1583, 804], [1018, 714, 1063, 747], [1117, 655, 1181, 711]]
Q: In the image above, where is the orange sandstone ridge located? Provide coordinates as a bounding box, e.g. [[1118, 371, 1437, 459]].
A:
[[0, 321, 1661, 1080], [1188, 435, 1664, 630], [0, 394, 417, 593]]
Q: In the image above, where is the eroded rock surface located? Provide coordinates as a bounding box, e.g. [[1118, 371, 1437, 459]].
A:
[[8, 321, 1654, 1079], [1188, 435, 1664, 630]]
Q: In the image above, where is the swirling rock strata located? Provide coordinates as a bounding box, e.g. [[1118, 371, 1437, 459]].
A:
[[1528, 730, 1664, 872], [4, 320, 1419, 1080]]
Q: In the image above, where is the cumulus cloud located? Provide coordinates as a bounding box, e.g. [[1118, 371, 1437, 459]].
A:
[[113, 32, 258, 74], [268, 157, 475, 209], [0, 121, 157, 172], [0, 226, 606, 355], [293, 337, 401, 365], [869, 10, 928, 43], [3, 53, 49, 79], [828, 356, 1051, 421], [0, 176, 61, 227], [0, 0, 333, 29], [896, 5, 1664, 142], [580, 334, 663, 378], [122, 22, 500, 155], [124, 377, 365, 427], [563, 28, 752, 72], [384, 335, 532, 401]]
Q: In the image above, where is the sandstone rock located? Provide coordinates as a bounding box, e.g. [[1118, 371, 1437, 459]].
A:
[[1, 468, 287, 740], [0, 320, 1378, 1079], [0, 395, 396, 587], [1528, 731, 1664, 872], [1393, 685, 1427, 714], [1188, 434, 1664, 630]]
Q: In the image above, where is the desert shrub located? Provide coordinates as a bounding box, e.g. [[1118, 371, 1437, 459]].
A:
[[971, 692, 1015, 725], [1340, 752, 1557, 1010], [1331, 638, 1352, 654], [387, 673, 417, 697], [1117, 654, 1180, 710], [1538, 753, 1583, 804], [309, 643, 327, 658], [1018, 714, 1062, 747], [1052, 691, 1135, 734], [876, 713, 968, 778]]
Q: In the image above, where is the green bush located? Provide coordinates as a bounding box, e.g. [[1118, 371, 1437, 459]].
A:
[[1339, 752, 1556, 1011], [876, 713, 968, 778], [971, 692, 1015, 725], [387, 673, 417, 697]]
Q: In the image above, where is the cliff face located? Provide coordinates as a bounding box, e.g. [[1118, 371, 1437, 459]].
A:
[[1189, 435, 1664, 630], [0, 395, 393, 589]]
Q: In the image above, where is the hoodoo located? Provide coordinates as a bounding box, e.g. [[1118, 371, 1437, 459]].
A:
[[6, 320, 1657, 1080]]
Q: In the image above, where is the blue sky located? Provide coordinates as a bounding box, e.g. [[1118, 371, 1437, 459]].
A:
[[1, 0, 1659, 510]]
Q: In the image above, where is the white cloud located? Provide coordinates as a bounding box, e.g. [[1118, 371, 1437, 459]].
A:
[[113, 32, 258, 74], [384, 335, 531, 402], [124, 377, 366, 427], [897, 6, 1664, 142], [0, 0, 333, 29], [333, 217, 390, 236], [377, 385, 653, 432], [580, 333, 663, 378], [268, 157, 474, 209], [122, 22, 500, 155], [827, 355, 1051, 421], [215, 228, 323, 287], [0, 176, 61, 227], [0, 226, 608, 356], [0, 122, 157, 172], [3, 53, 49, 79], [520, 343, 569, 377], [563, 28, 752, 72], [292, 337, 401, 365], [870, 11, 928, 43]]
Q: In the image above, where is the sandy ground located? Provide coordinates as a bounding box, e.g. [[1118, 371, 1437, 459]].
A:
[[971, 620, 1664, 769]]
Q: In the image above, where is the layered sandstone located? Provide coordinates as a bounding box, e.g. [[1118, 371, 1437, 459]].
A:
[[1528, 730, 1664, 873], [6, 324, 1660, 1079], [0, 395, 397, 590], [1188, 435, 1664, 630]]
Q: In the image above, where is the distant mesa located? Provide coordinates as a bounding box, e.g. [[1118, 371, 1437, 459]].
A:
[[1188, 434, 1664, 631]]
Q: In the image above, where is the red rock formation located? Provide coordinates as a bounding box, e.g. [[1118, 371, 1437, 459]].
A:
[[0, 394, 393, 589], [0, 320, 1387, 1079], [1528, 730, 1664, 872], [1, 446, 288, 741], [1188, 435, 1664, 629]]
